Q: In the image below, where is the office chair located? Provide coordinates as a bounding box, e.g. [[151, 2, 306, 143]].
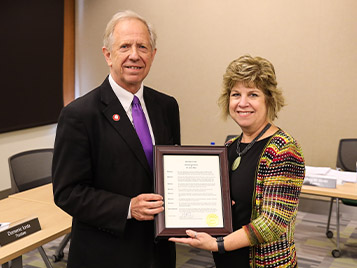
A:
[[225, 135, 238, 143], [8, 148, 70, 267], [325, 139, 357, 258], [9, 149, 53, 193]]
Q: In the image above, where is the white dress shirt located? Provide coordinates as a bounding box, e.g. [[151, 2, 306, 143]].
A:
[[108, 75, 156, 219], [109, 75, 155, 144]]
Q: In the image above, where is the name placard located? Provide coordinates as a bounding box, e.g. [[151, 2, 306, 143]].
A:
[[0, 217, 41, 246], [303, 176, 337, 188]]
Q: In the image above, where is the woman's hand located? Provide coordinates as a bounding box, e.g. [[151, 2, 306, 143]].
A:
[[169, 230, 218, 252]]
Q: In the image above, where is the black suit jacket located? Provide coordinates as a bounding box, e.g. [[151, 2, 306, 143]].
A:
[[52, 77, 180, 268]]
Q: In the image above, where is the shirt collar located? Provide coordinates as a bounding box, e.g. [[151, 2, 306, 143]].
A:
[[109, 75, 144, 113]]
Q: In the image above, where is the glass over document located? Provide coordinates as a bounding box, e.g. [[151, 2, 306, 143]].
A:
[[164, 155, 223, 228], [154, 145, 232, 238]]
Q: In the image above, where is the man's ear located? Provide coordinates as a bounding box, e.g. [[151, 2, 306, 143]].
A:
[[102, 47, 112, 67], [151, 48, 157, 61]]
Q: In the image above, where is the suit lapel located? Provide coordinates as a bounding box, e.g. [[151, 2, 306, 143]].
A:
[[100, 79, 152, 175]]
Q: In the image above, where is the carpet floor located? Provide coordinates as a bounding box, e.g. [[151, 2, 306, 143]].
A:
[[3, 209, 357, 268]]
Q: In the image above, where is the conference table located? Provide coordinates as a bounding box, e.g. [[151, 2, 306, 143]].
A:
[[1, 182, 355, 265], [0, 184, 71, 268], [301, 182, 357, 257]]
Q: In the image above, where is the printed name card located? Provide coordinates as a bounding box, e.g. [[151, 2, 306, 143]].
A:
[[0, 217, 41, 246]]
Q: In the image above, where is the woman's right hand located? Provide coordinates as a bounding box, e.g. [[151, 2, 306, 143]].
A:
[[169, 230, 218, 252]]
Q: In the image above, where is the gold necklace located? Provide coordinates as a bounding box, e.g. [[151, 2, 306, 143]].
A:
[[231, 123, 271, 171]]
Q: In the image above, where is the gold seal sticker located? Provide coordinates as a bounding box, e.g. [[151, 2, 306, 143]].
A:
[[206, 214, 219, 227]]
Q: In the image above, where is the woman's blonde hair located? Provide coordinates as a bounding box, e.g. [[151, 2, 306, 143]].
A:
[[218, 55, 285, 122]]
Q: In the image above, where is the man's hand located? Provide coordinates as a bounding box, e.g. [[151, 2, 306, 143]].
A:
[[131, 193, 164, 221]]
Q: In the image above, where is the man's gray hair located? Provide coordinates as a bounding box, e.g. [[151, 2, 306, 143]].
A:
[[103, 10, 157, 51]]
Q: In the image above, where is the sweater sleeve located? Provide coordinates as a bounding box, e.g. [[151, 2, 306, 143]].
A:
[[243, 137, 305, 245]]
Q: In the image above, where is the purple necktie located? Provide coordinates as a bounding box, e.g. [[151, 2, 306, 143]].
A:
[[132, 96, 153, 170]]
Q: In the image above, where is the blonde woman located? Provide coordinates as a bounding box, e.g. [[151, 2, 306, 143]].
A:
[[170, 55, 305, 268]]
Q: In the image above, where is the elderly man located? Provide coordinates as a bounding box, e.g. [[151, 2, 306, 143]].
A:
[[52, 10, 180, 268]]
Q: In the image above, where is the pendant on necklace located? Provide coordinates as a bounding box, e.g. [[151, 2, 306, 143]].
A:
[[232, 156, 241, 171]]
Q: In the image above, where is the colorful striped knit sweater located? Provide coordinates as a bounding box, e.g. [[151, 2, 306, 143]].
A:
[[226, 129, 305, 268]]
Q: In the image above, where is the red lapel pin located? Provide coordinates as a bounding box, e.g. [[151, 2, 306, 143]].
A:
[[112, 114, 120, 121]]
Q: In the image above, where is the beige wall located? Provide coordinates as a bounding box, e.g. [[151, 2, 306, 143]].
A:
[[75, 0, 357, 168], [1, 0, 356, 192]]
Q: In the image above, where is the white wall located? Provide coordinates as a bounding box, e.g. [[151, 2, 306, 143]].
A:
[[75, 0, 357, 168], [0, 124, 56, 191], [2, 0, 357, 191]]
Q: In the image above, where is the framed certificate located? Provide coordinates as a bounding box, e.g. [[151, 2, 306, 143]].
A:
[[154, 145, 232, 238]]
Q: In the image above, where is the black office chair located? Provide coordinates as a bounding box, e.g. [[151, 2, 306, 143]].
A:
[[225, 135, 238, 143], [8, 148, 70, 266], [336, 139, 357, 208], [9, 149, 53, 193], [326, 139, 357, 257]]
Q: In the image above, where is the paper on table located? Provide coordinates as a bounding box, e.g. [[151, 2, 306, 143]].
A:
[[305, 166, 331, 175], [304, 166, 336, 188], [0, 222, 10, 247], [328, 169, 357, 184], [305, 166, 357, 186], [0, 222, 10, 231]]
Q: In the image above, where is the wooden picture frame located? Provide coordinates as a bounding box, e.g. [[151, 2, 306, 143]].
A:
[[154, 145, 232, 238]]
